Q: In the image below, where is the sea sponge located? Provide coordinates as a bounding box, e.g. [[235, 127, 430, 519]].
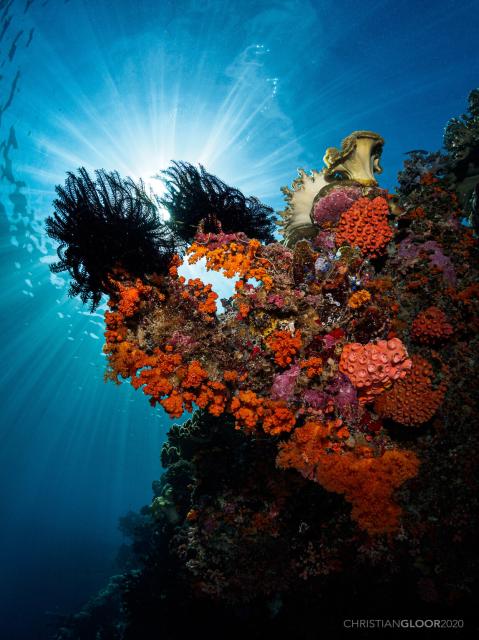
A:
[[335, 196, 393, 257], [271, 365, 301, 400], [339, 338, 412, 404], [374, 355, 448, 426], [411, 306, 453, 344]]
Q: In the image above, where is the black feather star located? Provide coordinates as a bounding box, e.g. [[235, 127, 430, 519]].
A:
[[160, 161, 276, 243], [46, 168, 180, 310]]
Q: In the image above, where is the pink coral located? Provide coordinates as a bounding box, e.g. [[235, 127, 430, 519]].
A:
[[271, 365, 300, 401], [397, 236, 457, 286], [312, 186, 362, 227], [339, 338, 412, 404]]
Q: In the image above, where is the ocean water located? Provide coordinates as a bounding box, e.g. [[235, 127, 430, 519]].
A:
[[0, 1, 478, 638]]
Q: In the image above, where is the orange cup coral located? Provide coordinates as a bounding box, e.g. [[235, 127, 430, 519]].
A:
[[277, 424, 419, 535], [348, 289, 372, 309], [266, 329, 302, 367], [374, 355, 448, 426], [339, 338, 412, 404], [335, 196, 393, 257], [411, 306, 453, 344]]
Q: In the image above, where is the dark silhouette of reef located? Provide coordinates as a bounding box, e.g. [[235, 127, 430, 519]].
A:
[[53, 407, 478, 640]]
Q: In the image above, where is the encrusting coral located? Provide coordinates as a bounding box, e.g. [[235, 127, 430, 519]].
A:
[[334, 195, 393, 257], [411, 306, 454, 343], [374, 355, 449, 426], [348, 289, 371, 308], [339, 338, 412, 404]]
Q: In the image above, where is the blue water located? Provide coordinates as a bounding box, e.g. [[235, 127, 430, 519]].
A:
[[0, 1, 477, 637]]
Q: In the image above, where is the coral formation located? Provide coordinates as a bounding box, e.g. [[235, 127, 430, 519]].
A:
[[334, 195, 393, 256], [312, 186, 361, 227], [374, 355, 449, 426], [50, 95, 479, 640], [348, 289, 371, 308], [411, 306, 454, 343], [339, 339, 412, 404]]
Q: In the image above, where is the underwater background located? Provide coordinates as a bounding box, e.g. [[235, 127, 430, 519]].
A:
[[1, 0, 478, 638]]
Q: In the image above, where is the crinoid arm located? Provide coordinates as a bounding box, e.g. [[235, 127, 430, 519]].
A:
[[46, 168, 179, 310], [160, 161, 276, 243]]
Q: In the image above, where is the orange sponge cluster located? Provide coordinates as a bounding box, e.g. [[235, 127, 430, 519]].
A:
[[335, 196, 393, 257], [339, 338, 412, 404], [411, 306, 453, 344], [374, 355, 448, 426]]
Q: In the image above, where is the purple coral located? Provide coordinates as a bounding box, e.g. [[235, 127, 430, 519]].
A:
[[271, 365, 300, 401], [328, 374, 358, 420], [398, 235, 457, 286], [313, 231, 335, 251], [303, 389, 328, 409], [312, 187, 362, 227], [267, 293, 286, 308]]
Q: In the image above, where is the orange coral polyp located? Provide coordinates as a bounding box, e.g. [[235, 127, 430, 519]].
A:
[[374, 355, 448, 426], [277, 426, 420, 534], [266, 330, 302, 367], [187, 238, 273, 289], [411, 306, 453, 344], [262, 402, 296, 435], [181, 360, 209, 389], [181, 277, 219, 318], [339, 338, 412, 404], [314, 449, 420, 535], [335, 196, 393, 257], [109, 278, 153, 317], [348, 289, 372, 309], [230, 390, 264, 431], [300, 357, 323, 378]]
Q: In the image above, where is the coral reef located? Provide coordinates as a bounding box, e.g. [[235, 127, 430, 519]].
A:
[[51, 95, 479, 639]]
